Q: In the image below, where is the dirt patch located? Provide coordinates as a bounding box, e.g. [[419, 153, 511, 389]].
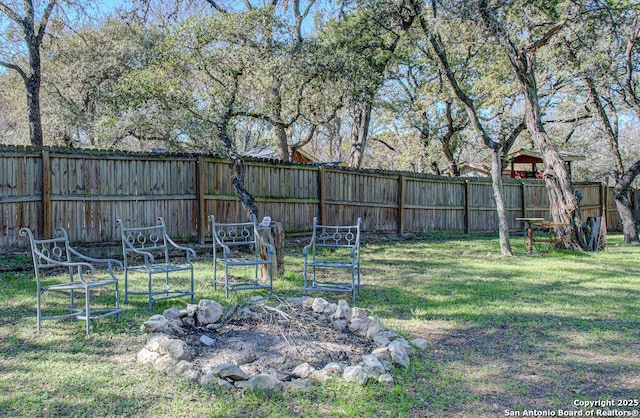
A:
[[177, 299, 376, 377]]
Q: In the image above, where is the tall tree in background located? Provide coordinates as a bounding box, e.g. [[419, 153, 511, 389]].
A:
[[410, 0, 522, 255], [0, 0, 57, 146], [321, 0, 417, 168], [575, 6, 640, 244], [476, 0, 588, 249]]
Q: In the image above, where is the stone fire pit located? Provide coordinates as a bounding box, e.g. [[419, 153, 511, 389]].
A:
[[137, 297, 427, 393]]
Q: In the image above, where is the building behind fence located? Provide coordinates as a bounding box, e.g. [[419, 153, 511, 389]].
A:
[[0, 146, 632, 251]]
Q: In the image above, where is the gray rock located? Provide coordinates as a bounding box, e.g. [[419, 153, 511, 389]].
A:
[[292, 362, 316, 379], [332, 300, 350, 320], [216, 378, 234, 390], [141, 316, 183, 335], [388, 340, 410, 368], [185, 368, 200, 381], [186, 303, 198, 317], [378, 373, 394, 385], [322, 362, 345, 375], [160, 338, 191, 361], [312, 369, 337, 382], [324, 303, 338, 316], [199, 371, 218, 387], [332, 320, 348, 332], [366, 317, 384, 341], [196, 300, 224, 325], [199, 335, 216, 346], [373, 334, 390, 348], [350, 307, 368, 319], [361, 354, 386, 375], [302, 297, 315, 310], [140, 315, 169, 334], [181, 316, 196, 328], [154, 354, 175, 372], [349, 317, 372, 336], [238, 374, 284, 393], [311, 298, 329, 314], [375, 330, 401, 341], [284, 378, 314, 392], [372, 347, 394, 371], [137, 348, 160, 364], [342, 365, 370, 385], [173, 360, 192, 374], [411, 338, 428, 351], [145, 333, 171, 352], [395, 338, 416, 356], [163, 307, 182, 320], [210, 363, 249, 381]]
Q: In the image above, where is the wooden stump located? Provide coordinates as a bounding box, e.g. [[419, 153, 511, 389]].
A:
[[257, 221, 285, 280]]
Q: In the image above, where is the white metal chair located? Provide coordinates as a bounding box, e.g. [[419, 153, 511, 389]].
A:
[[210, 214, 275, 298], [19, 227, 123, 335], [303, 217, 362, 302], [117, 217, 195, 311]]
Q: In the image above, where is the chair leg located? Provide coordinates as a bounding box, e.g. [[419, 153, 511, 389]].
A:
[[190, 268, 194, 304], [85, 289, 91, 335], [224, 265, 229, 298], [37, 290, 42, 333], [124, 269, 129, 305], [147, 273, 153, 312], [268, 261, 273, 297], [115, 281, 121, 322]]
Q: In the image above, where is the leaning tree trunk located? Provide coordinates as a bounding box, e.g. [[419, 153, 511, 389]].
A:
[[614, 160, 640, 244], [585, 76, 638, 244], [478, 3, 585, 249], [522, 87, 585, 249], [346, 100, 372, 168], [216, 123, 259, 219]]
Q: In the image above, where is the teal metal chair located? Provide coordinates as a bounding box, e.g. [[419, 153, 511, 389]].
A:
[[20, 227, 123, 335]]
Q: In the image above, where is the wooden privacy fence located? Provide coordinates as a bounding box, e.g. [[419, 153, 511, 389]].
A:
[[0, 147, 631, 250]]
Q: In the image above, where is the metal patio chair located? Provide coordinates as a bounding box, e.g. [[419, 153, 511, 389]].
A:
[[19, 227, 123, 335]]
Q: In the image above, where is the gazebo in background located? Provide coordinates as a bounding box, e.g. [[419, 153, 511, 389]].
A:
[[507, 148, 586, 180]]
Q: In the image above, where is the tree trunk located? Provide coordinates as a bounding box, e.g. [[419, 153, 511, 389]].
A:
[[414, 3, 512, 255], [346, 100, 372, 168], [583, 76, 639, 244], [216, 122, 259, 219], [614, 160, 640, 244], [26, 73, 44, 147], [490, 149, 512, 255], [478, 2, 585, 249]]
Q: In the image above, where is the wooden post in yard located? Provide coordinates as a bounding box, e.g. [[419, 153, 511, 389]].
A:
[[398, 174, 405, 234], [257, 221, 285, 280], [197, 156, 207, 244], [41, 149, 52, 239]]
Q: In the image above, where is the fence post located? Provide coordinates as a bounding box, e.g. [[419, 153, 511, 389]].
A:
[[464, 179, 470, 234], [520, 182, 526, 219], [398, 174, 405, 234], [318, 166, 326, 224], [197, 156, 206, 244], [41, 149, 52, 240]]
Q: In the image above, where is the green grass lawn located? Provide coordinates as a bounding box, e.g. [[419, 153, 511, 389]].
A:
[[1, 234, 639, 417]]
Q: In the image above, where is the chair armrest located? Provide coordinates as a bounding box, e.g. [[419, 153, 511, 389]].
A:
[[165, 235, 196, 261], [67, 247, 123, 272], [122, 240, 156, 264], [214, 241, 231, 258], [34, 252, 96, 278], [302, 242, 313, 257]]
